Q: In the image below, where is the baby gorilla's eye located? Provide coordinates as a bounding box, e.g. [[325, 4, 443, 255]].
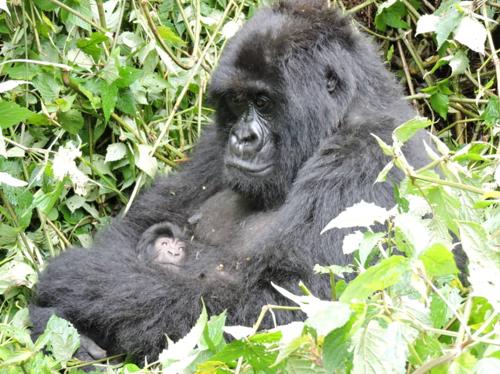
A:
[[254, 95, 271, 110]]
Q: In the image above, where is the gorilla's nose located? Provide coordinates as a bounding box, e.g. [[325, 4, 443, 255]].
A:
[[229, 123, 263, 157]]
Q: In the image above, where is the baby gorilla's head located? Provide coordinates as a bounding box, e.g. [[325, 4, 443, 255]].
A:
[[153, 236, 186, 265], [137, 222, 186, 267]]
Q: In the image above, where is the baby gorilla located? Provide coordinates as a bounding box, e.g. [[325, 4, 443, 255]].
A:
[[136, 222, 187, 267]]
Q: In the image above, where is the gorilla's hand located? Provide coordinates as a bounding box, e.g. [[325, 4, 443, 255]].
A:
[[75, 334, 107, 361]]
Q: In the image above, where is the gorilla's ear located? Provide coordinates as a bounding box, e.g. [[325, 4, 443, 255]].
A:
[[325, 68, 339, 95]]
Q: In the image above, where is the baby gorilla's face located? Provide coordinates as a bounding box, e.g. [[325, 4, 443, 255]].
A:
[[137, 222, 187, 267], [153, 236, 186, 265]]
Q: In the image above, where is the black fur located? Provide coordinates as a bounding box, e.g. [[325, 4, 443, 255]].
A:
[[30, 0, 429, 362]]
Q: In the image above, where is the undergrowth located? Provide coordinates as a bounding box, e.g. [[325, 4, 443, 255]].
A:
[[0, 1, 498, 373]]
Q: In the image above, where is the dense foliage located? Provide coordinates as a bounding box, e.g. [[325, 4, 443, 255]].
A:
[[0, 0, 498, 373]]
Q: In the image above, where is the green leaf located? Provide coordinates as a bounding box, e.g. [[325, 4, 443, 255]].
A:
[[340, 256, 409, 302], [430, 293, 448, 328], [200, 311, 226, 352], [371, 133, 394, 156], [457, 221, 500, 311], [375, 1, 409, 32], [323, 316, 356, 372], [100, 81, 118, 123], [351, 320, 417, 374], [58, 109, 84, 135], [45, 315, 80, 364], [0, 101, 35, 129], [115, 67, 143, 88], [76, 32, 108, 60], [430, 92, 449, 119], [419, 243, 459, 277], [157, 25, 186, 46], [116, 89, 137, 116], [481, 97, 500, 126], [393, 117, 432, 143], [32, 72, 60, 103]]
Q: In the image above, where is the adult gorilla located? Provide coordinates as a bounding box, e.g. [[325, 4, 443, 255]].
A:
[[30, 0, 428, 362]]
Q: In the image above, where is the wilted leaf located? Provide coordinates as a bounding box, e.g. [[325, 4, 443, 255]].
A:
[[321, 200, 392, 233], [449, 50, 469, 76], [416, 14, 439, 35], [435, 7, 462, 48], [160, 305, 207, 369], [272, 283, 351, 336], [105, 143, 127, 163], [0, 172, 28, 187], [453, 16, 486, 54], [0, 80, 30, 93], [135, 144, 158, 178]]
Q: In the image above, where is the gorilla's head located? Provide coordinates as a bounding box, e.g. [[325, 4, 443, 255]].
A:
[[208, 0, 409, 209]]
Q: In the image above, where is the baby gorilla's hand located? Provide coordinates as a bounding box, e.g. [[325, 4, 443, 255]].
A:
[[137, 222, 187, 267]]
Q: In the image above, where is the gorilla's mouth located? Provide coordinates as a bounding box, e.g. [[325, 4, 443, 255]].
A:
[[225, 160, 273, 176]]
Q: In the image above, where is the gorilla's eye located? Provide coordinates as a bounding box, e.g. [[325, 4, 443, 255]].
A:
[[254, 95, 271, 110], [326, 70, 338, 94]]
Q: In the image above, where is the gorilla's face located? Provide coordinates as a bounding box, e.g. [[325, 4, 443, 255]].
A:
[[208, 6, 359, 209], [223, 92, 276, 178]]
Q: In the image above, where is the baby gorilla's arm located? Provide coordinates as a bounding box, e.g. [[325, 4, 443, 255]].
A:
[[137, 222, 187, 266]]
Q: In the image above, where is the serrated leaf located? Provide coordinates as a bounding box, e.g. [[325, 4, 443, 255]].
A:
[[457, 221, 500, 312], [430, 92, 449, 119], [376, 161, 394, 183], [352, 320, 417, 374], [58, 109, 84, 135], [449, 50, 469, 76], [32, 72, 60, 103], [416, 14, 439, 35], [160, 305, 208, 370], [76, 32, 108, 60], [394, 117, 432, 143], [321, 200, 392, 233], [340, 256, 409, 302], [272, 283, 351, 336], [100, 81, 118, 123], [371, 133, 394, 156], [105, 143, 127, 162], [135, 144, 158, 178], [419, 243, 459, 277], [45, 315, 80, 363], [157, 25, 186, 46], [453, 16, 486, 54], [480, 97, 500, 126], [435, 7, 462, 48], [0, 101, 35, 129]]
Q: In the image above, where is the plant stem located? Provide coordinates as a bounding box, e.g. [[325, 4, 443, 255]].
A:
[[46, 0, 107, 33]]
